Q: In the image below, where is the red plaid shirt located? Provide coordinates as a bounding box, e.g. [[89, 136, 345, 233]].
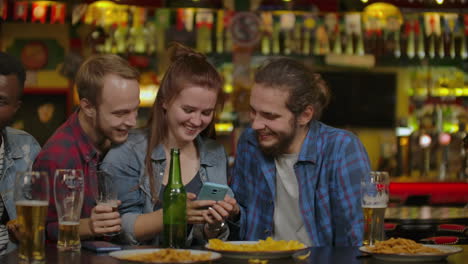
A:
[[33, 111, 101, 241]]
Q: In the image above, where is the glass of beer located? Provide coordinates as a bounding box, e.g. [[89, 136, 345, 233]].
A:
[[95, 169, 119, 236], [54, 169, 84, 251], [14, 171, 49, 263], [361, 171, 389, 246]]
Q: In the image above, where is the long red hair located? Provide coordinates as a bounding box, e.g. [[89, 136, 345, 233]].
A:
[[144, 42, 224, 202]]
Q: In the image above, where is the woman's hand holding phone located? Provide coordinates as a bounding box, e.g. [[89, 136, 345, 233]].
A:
[[186, 192, 216, 224], [204, 195, 238, 224], [202, 195, 239, 238]]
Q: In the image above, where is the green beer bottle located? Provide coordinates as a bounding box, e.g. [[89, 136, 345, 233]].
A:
[[163, 148, 187, 248]]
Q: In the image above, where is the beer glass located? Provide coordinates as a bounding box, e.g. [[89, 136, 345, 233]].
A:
[[54, 169, 84, 251], [14, 171, 49, 263], [361, 171, 389, 246], [95, 169, 119, 236]]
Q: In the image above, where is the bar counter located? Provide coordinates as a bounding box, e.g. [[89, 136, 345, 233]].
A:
[[1, 244, 467, 264], [390, 181, 468, 205]]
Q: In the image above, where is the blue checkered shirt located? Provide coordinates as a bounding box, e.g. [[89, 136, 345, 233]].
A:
[[230, 121, 370, 246]]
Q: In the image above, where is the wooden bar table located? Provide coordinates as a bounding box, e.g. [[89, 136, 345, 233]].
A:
[[1, 244, 467, 264]]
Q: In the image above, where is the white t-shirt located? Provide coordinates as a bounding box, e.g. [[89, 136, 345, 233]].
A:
[[272, 153, 312, 246]]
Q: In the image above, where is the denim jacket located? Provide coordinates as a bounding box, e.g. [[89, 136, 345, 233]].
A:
[[0, 127, 41, 253], [101, 129, 232, 246]]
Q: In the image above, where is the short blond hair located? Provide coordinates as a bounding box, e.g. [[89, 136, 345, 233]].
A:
[[75, 54, 139, 105]]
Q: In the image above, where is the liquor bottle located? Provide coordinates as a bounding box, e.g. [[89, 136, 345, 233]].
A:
[[332, 29, 342, 54], [461, 31, 468, 59], [394, 30, 401, 58], [451, 122, 466, 180], [460, 133, 468, 181], [417, 24, 425, 59], [396, 119, 412, 177], [406, 22, 416, 59], [163, 148, 187, 248], [302, 29, 311, 55], [216, 10, 224, 54], [272, 21, 281, 55]]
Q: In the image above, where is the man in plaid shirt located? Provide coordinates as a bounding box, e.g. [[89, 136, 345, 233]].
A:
[[33, 54, 140, 241], [229, 58, 370, 246]]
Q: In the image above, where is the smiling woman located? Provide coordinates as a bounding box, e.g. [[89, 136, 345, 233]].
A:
[[101, 42, 239, 248]]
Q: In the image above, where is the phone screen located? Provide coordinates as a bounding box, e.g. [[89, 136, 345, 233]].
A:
[[198, 182, 228, 201]]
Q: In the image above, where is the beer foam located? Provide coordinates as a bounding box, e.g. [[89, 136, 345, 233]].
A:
[[15, 200, 48, 206], [60, 221, 79, 226], [362, 193, 388, 206]]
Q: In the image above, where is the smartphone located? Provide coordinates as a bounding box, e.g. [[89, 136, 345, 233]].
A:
[[82, 241, 122, 253], [197, 182, 229, 201]]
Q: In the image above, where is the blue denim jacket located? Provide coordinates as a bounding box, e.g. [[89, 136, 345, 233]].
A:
[[0, 127, 41, 253], [101, 129, 232, 246]]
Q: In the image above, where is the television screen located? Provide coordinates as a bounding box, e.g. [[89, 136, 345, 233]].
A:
[[318, 71, 397, 128]]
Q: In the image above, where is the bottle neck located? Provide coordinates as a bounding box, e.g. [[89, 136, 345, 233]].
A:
[[168, 148, 183, 186]]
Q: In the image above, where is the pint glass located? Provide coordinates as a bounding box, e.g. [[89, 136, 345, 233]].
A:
[[95, 169, 119, 236], [54, 169, 84, 251], [361, 171, 389, 246], [14, 171, 49, 263]]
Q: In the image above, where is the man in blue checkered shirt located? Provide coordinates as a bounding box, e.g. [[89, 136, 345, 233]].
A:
[[228, 58, 371, 246]]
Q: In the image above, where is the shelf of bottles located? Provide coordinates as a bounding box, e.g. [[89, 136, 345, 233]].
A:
[[63, 2, 467, 62]]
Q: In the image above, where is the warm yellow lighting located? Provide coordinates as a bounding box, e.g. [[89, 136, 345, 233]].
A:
[[92, 1, 117, 7], [35, 1, 58, 4], [215, 122, 234, 133], [438, 88, 450, 96], [443, 124, 458, 133], [361, 0, 369, 3], [435, 0, 444, 4], [400, 137, 409, 146], [140, 84, 158, 107], [223, 83, 233, 94]]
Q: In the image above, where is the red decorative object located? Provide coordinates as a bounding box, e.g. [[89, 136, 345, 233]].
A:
[[224, 10, 235, 28], [390, 182, 468, 205], [438, 224, 467, 234], [1, 0, 7, 20], [420, 236, 459, 245], [51, 3, 66, 24], [384, 223, 397, 231], [14, 1, 28, 22], [176, 8, 185, 31], [21, 41, 48, 70], [31, 2, 48, 23], [127, 55, 150, 68], [196, 11, 213, 29]]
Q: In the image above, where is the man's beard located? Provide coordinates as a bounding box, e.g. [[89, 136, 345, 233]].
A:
[[94, 110, 115, 146], [256, 125, 296, 157]]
